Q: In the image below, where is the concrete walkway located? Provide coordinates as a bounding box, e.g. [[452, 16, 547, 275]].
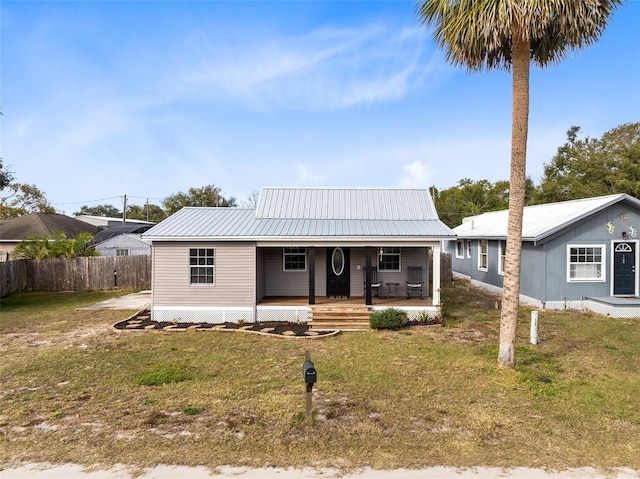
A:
[[77, 291, 151, 311], [1, 464, 638, 479]]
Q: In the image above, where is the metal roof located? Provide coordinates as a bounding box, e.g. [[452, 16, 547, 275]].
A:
[[144, 188, 455, 242], [256, 187, 440, 220], [453, 194, 640, 243]]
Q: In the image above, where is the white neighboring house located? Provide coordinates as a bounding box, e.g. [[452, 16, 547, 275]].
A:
[[93, 234, 152, 257]]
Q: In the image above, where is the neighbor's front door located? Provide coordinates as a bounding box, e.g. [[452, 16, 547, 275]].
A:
[[326, 247, 350, 298], [613, 242, 636, 296]]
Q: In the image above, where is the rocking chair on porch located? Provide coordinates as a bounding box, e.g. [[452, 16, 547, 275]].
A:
[[406, 266, 424, 299], [363, 266, 383, 298]]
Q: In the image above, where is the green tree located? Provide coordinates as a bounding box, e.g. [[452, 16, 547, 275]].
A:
[[126, 203, 167, 223], [13, 232, 98, 259], [74, 204, 122, 217], [434, 178, 536, 228], [0, 160, 14, 190], [162, 185, 238, 216], [536, 122, 640, 203], [417, 0, 621, 367], [0, 183, 55, 219]]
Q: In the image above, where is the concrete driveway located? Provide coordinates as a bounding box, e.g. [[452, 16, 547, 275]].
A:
[[77, 290, 151, 311]]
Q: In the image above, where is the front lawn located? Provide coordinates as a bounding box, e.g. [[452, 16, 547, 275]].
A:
[[1, 281, 639, 471]]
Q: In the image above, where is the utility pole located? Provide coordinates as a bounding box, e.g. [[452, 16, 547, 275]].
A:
[[122, 194, 127, 225]]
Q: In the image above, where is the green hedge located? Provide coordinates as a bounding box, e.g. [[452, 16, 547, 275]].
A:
[[369, 308, 408, 330]]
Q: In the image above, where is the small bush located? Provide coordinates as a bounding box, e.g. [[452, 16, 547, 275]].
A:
[[369, 308, 408, 330]]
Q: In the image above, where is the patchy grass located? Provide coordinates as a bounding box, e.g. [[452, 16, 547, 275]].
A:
[[1, 280, 639, 472]]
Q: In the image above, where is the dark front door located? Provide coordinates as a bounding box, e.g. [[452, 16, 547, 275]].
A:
[[613, 242, 636, 295], [326, 247, 350, 298]]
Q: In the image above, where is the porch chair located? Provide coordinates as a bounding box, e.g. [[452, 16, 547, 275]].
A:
[[406, 266, 424, 299], [363, 266, 383, 298]]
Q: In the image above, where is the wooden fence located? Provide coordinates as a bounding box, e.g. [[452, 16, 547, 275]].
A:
[[1, 255, 151, 297]]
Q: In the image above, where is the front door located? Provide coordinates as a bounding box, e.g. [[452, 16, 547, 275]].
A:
[[613, 242, 636, 295], [326, 247, 350, 298]]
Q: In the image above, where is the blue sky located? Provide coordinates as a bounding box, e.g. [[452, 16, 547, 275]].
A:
[[2, 1, 639, 214]]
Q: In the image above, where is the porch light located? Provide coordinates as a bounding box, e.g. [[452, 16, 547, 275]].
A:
[[622, 231, 628, 239]]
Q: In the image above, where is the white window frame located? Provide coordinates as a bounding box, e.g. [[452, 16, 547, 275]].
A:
[[116, 249, 129, 256], [566, 244, 606, 282], [498, 240, 506, 275], [283, 247, 307, 272], [455, 241, 464, 259], [466, 240, 472, 258], [478, 240, 488, 272], [378, 247, 401, 272], [189, 248, 215, 285]]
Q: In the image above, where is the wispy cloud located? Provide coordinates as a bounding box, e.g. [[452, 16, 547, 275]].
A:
[[176, 23, 436, 111]]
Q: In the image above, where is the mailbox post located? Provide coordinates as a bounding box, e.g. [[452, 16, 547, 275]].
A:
[[303, 351, 317, 421]]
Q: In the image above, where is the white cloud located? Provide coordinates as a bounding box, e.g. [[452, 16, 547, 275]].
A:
[[398, 160, 431, 187]]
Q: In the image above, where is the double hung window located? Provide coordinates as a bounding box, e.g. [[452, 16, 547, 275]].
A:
[[283, 247, 306, 271], [379, 247, 401, 271], [190, 248, 215, 284], [567, 245, 605, 281]]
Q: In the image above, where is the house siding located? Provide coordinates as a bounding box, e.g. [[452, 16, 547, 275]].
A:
[[451, 202, 640, 307], [261, 246, 430, 298], [152, 241, 256, 307]]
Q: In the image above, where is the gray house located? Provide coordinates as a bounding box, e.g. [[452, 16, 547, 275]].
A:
[[449, 194, 640, 318], [144, 187, 455, 326]]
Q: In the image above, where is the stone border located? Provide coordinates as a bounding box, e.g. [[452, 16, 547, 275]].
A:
[[112, 310, 340, 339]]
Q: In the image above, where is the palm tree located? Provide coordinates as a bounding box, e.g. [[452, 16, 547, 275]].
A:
[[417, 1, 621, 367]]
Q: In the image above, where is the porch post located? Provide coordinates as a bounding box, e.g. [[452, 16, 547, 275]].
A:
[[365, 246, 372, 305], [308, 247, 316, 305], [432, 243, 441, 306]]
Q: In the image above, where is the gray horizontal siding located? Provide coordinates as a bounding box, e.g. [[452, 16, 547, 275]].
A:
[[152, 242, 256, 307]]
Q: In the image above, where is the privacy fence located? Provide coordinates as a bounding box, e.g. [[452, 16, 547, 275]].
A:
[[0, 255, 152, 297]]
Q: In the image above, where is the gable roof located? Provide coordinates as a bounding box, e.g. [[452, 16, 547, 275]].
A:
[[145, 187, 455, 243], [0, 213, 100, 241], [256, 187, 439, 220], [454, 194, 640, 244]]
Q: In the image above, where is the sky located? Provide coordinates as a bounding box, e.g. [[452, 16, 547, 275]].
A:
[[2, 1, 639, 214]]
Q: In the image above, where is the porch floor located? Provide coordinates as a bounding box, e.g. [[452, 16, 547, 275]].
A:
[[258, 296, 433, 307]]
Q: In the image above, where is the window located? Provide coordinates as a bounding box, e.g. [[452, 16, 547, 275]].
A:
[[478, 240, 488, 271], [498, 241, 506, 275], [116, 249, 129, 256], [466, 240, 472, 258], [455, 241, 464, 259], [283, 247, 306, 271], [567, 245, 605, 282], [189, 248, 215, 284], [379, 247, 400, 271]]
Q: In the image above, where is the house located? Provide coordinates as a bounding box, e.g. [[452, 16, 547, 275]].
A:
[[143, 187, 456, 326], [75, 215, 155, 229], [449, 194, 640, 318], [0, 213, 100, 259], [90, 224, 153, 256]]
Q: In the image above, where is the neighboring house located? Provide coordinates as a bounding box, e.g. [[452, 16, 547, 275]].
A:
[[93, 233, 152, 257], [0, 213, 100, 259], [75, 215, 155, 229], [449, 194, 640, 318], [90, 224, 154, 256], [143, 187, 456, 324]]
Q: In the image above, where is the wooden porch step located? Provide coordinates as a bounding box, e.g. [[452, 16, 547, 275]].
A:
[[310, 305, 371, 330]]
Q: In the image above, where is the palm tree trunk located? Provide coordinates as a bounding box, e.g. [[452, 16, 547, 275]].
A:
[[497, 34, 530, 368]]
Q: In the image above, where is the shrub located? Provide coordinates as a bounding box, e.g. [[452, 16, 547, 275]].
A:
[[369, 308, 408, 330]]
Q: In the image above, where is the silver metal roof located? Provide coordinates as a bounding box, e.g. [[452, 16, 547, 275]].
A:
[[256, 187, 440, 220], [144, 188, 455, 242], [453, 194, 640, 243]]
